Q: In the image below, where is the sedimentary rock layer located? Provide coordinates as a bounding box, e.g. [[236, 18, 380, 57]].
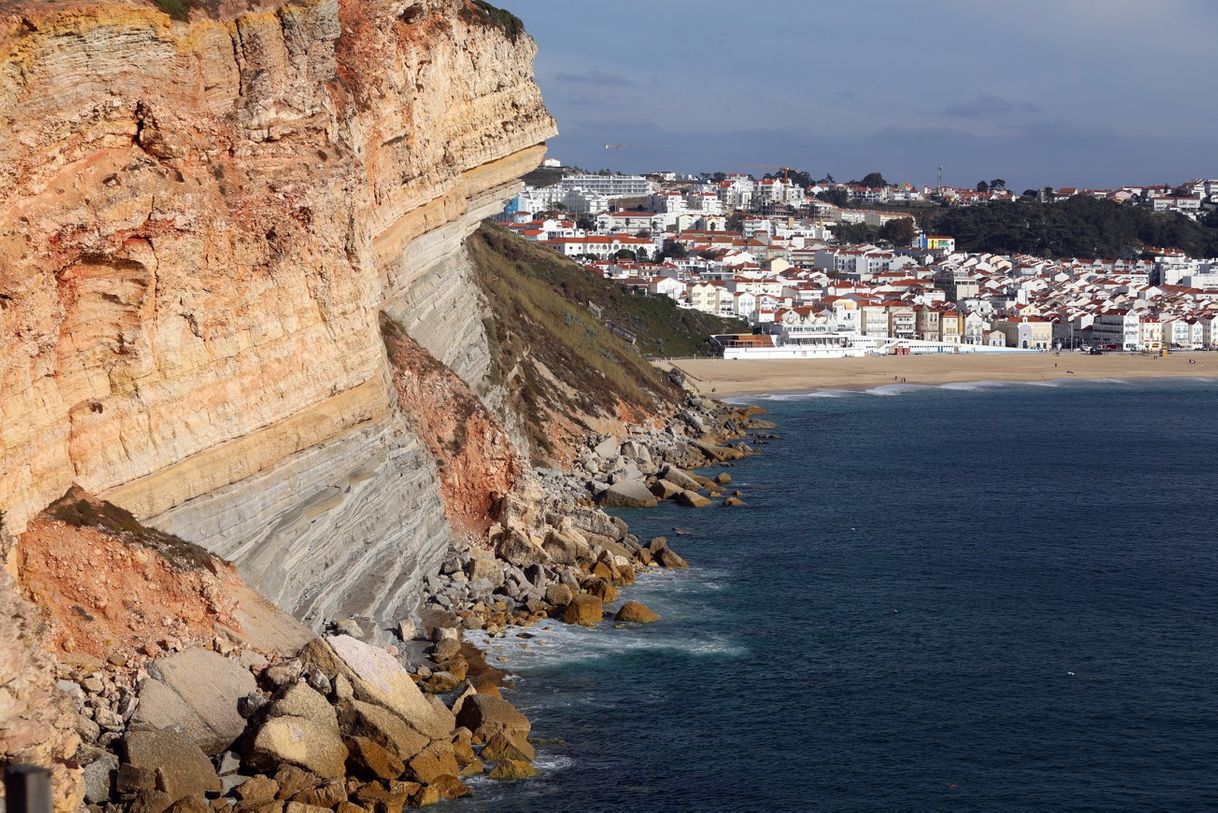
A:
[[0, 0, 556, 622]]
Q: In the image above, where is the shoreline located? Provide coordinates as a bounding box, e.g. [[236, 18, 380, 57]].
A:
[[660, 352, 1216, 397]]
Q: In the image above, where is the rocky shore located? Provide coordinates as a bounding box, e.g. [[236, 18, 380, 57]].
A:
[[30, 394, 773, 812]]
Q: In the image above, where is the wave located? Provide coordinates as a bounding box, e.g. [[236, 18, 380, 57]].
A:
[[863, 383, 934, 396], [750, 389, 856, 401], [937, 380, 1015, 392], [466, 619, 749, 672]]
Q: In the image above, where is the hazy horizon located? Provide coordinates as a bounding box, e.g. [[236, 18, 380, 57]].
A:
[[508, 0, 1217, 190]]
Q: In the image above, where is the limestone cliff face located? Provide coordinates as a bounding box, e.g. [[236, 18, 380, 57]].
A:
[[0, 0, 556, 622]]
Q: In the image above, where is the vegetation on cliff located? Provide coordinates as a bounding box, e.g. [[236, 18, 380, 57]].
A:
[[469, 224, 689, 458], [148, 0, 220, 22], [461, 0, 526, 43], [474, 223, 740, 358], [928, 197, 1218, 258]]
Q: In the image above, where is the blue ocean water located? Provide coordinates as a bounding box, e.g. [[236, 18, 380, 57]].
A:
[[462, 379, 1218, 811]]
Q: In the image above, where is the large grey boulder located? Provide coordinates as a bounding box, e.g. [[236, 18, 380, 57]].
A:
[[597, 480, 657, 509], [129, 648, 256, 755], [83, 754, 118, 804], [593, 437, 621, 460], [621, 440, 652, 465]]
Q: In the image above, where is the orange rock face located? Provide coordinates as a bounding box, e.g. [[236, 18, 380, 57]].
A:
[[380, 315, 519, 537], [16, 487, 311, 663], [0, 0, 555, 535]]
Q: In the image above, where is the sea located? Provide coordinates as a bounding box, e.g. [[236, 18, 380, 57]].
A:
[[461, 378, 1218, 811]]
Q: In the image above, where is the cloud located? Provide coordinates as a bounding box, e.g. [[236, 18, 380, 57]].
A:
[[940, 94, 1038, 118], [544, 117, 1214, 191], [553, 70, 636, 87]]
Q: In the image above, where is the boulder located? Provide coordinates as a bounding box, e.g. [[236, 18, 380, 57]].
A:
[[249, 717, 348, 780], [692, 439, 746, 462], [290, 780, 347, 808], [715, 472, 732, 485], [407, 742, 459, 784], [273, 765, 321, 797], [615, 601, 660, 624], [270, 684, 338, 730], [481, 731, 535, 763], [541, 529, 584, 564], [562, 594, 603, 627], [593, 437, 621, 460], [83, 754, 118, 804], [544, 584, 574, 607], [675, 490, 712, 508], [343, 735, 404, 781], [660, 466, 702, 491], [430, 638, 461, 661], [122, 729, 222, 803], [621, 440, 652, 465], [453, 695, 530, 742], [583, 578, 617, 603], [284, 803, 331, 813], [429, 774, 472, 801], [488, 759, 538, 782], [494, 532, 550, 568], [305, 636, 450, 738], [338, 700, 429, 762], [597, 480, 657, 509], [129, 648, 257, 755], [233, 776, 279, 802], [649, 479, 683, 500], [723, 497, 745, 507], [351, 781, 412, 811], [658, 547, 689, 569], [166, 797, 210, 813], [465, 558, 504, 587]]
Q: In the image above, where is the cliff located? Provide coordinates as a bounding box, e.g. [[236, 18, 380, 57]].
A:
[[0, 0, 566, 625], [0, 1, 720, 805]]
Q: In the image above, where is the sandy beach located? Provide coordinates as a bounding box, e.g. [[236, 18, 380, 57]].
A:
[[660, 352, 1216, 396]]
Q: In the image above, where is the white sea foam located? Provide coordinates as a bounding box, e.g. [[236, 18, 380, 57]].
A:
[[864, 383, 933, 396], [467, 615, 749, 672], [938, 380, 1012, 392]]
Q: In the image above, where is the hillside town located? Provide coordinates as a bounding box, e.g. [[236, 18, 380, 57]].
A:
[[502, 164, 1218, 356]]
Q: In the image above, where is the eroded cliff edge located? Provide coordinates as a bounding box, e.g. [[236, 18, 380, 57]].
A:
[[0, 0, 563, 623]]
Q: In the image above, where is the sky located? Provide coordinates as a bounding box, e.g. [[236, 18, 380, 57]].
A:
[[505, 0, 1218, 190]]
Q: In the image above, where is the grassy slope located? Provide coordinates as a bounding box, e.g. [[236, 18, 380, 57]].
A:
[[469, 223, 694, 459], [472, 224, 742, 359]]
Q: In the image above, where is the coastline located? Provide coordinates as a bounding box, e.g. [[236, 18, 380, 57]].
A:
[[660, 352, 1216, 397]]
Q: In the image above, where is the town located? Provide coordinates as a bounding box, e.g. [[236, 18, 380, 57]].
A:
[[500, 162, 1218, 358]]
